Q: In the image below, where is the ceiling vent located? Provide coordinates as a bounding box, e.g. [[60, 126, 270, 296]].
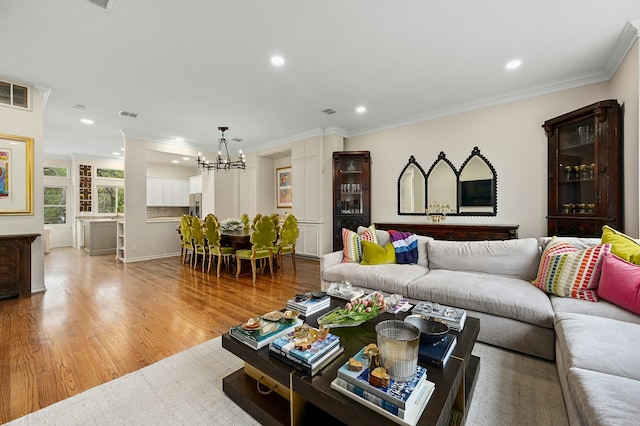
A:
[[322, 108, 339, 115], [86, 0, 115, 10], [118, 110, 138, 118]]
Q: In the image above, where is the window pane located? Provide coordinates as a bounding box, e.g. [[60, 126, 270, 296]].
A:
[[117, 187, 125, 213], [12, 85, 28, 108], [44, 166, 68, 177], [44, 187, 66, 205], [97, 168, 124, 178], [44, 207, 66, 224], [98, 186, 116, 213]]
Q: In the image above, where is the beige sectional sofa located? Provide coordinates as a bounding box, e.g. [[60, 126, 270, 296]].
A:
[[320, 229, 640, 425]]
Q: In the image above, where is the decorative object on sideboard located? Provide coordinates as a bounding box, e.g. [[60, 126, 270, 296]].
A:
[[426, 201, 451, 223], [196, 126, 246, 172]]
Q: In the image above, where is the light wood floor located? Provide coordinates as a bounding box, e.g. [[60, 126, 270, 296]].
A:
[[0, 247, 320, 423]]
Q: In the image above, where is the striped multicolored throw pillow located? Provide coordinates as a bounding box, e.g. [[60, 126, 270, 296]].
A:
[[533, 237, 611, 302], [342, 228, 363, 263]]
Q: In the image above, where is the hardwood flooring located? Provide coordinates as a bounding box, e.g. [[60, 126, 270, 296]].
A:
[[0, 247, 320, 423]]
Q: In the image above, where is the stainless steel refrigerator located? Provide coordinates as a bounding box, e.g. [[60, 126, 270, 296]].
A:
[[189, 193, 202, 218]]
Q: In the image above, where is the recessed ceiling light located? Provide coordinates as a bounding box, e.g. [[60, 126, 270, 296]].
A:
[[506, 59, 522, 70], [112, 152, 120, 156], [175, 137, 184, 143], [182, 156, 190, 161], [172, 160, 179, 164], [270, 55, 285, 67], [120, 147, 125, 151], [73, 104, 86, 112], [356, 106, 367, 114], [80, 118, 94, 125]]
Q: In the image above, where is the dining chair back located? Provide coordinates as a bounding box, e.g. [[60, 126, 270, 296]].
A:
[[204, 214, 235, 277], [252, 213, 262, 229], [277, 214, 299, 275], [180, 215, 193, 265], [240, 213, 249, 229], [190, 216, 207, 271], [235, 215, 277, 282]]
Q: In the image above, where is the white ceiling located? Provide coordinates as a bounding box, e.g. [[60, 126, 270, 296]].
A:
[[1, 1, 640, 162]]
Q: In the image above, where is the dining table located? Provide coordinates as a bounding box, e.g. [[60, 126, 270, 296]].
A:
[[220, 228, 252, 250]]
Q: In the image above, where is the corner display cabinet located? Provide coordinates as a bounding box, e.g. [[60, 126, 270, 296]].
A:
[[543, 99, 622, 237], [333, 151, 371, 251]]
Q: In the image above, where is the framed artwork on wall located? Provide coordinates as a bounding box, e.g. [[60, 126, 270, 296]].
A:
[[0, 133, 34, 215], [276, 166, 292, 208]]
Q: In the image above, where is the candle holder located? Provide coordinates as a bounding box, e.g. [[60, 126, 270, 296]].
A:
[[426, 202, 451, 223]]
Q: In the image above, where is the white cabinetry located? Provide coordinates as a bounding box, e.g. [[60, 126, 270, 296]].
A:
[[189, 175, 202, 194], [291, 137, 321, 257], [117, 221, 125, 261], [146, 178, 189, 206]]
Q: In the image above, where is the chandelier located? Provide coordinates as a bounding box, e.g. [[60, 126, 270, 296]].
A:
[[196, 126, 246, 172]]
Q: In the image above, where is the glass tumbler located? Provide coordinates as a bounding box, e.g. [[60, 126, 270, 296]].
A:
[[375, 320, 420, 382]]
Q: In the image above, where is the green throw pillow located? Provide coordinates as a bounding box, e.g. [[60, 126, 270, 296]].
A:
[[361, 241, 396, 265], [601, 225, 640, 265]]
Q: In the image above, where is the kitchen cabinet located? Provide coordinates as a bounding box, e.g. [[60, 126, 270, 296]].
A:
[[82, 220, 117, 256], [542, 100, 622, 237], [146, 178, 189, 206]]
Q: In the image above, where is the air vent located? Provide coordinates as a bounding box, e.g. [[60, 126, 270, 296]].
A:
[[86, 0, 115, 10], [322, 108, 338, 115], [118, 110, 138, 118], [231, 138, 243, 142]]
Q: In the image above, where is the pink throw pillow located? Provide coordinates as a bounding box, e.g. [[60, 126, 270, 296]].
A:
[[597, 253, 640, 315]]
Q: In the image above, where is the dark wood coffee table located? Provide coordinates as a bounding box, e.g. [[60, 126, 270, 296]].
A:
[[222, 299, 480, 426]]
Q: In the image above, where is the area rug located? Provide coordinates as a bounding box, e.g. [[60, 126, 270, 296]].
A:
[[6, 338, 568, 425]]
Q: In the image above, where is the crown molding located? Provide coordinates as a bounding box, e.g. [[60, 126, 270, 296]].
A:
[[605, 19, 640, 78]]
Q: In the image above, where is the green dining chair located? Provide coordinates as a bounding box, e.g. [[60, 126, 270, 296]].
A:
[[235, 215, 277, 282], [190, 216, 207, 272], [276, 214, 299, 276], [240, 213, 250, 229], [180, 215, 193, 265], [252, 213, 262, 229], [204, 215, 235, 277]]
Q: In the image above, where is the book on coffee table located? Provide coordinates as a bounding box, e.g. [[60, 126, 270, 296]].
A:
[[412, 301, 467, 331], [270, 344, 344, 376], [270, 329, 340, 364], [229, 317, 303, 350], [418, 333, 457, 368], [336, 346, 427, 410], [331, 377, 435, 426]]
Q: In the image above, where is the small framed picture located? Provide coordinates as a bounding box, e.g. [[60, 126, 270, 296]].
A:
[[276, 166, 292, 208], [0, 133, 34, 215]]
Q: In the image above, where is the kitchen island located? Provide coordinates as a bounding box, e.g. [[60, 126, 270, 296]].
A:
[[82, 219, 117, 256]]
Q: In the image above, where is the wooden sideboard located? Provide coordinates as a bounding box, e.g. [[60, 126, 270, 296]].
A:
[[374, 223, 519, 241], [0, 233, 39, 299]]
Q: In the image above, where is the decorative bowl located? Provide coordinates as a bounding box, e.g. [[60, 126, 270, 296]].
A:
[[404, 314, 450, 345]]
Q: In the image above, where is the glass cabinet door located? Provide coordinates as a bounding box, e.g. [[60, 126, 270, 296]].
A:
[[337, 156, 365, 215], [557, 117, 597, 216]]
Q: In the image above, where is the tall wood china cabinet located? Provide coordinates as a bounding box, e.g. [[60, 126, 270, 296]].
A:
[[333, 151, 371, 251], [543, 100, 622, 237]]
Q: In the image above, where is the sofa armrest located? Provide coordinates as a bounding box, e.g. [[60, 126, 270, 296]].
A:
[[320, 251, 343, 290]]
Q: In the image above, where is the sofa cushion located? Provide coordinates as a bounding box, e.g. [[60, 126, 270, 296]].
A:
[[550, 295, 640, 325], [567, 367, 640, 426], [322, 262, 429, 295], [555, 312, 640, 380], [361, 241, 395, 265], [341, 228, 362, 263], [533, 238, 610, 302], [539, 236, 601, 250], [598, 253, 640, 315], [601, 225, 640, 264], [407, 270, 555, 328], [427, 238, 540, 280]]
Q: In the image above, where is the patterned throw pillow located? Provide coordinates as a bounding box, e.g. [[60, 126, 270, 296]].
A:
[[533, 237, 611, 302], [598, 253, 640, 315], [358, 224, 379, 245], [342, 228, 363, 263]]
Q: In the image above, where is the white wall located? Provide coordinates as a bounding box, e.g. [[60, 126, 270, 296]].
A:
[[0, 86, 46, 293], [345, 79, 639, 239]]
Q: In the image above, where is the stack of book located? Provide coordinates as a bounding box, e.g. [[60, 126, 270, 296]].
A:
[[412, 301, 467, 331], [269, 328, 343, 376], [229, 317, 303, 350], [331, 346, 435, 426], [418, 333, 457, 368], [286, 294, 331, 317]]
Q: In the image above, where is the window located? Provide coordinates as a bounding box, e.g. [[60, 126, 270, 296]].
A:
[[97, 168, 124, 178], [44, 186, 67, 224], [0, 80, 30, 109], [44, 166, 68, 177], [98, 185, 124, 214]]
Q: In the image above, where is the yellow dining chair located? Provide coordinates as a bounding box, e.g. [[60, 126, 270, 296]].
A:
[[240, 213, 250, 229], [190, 216, 207, 271], [205, 215, 235, 277], [252, 213, 262, 229], [180, 215, 193, 265], [235, 215, 277, 282], [276, 214, 299, 275]]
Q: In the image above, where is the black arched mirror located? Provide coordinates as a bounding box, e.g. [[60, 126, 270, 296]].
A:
[[458, 147, 497, 216], [397, 156, 427, 215], [426, 152, 457, 215]]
